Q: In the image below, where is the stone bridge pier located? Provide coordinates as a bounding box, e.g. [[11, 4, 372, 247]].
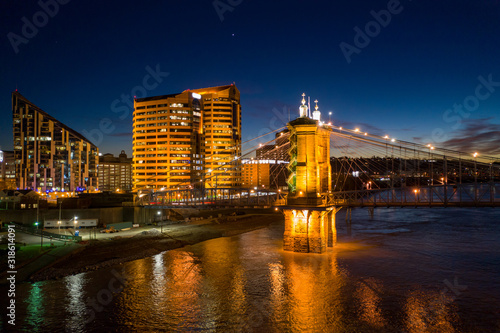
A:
[[278, 96, 340, 253]]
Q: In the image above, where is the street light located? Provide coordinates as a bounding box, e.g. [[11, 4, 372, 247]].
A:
[[473, 152, 478, 185], [74, 216, 78, 236], [427, 144, 435, 185], [328, 111, 332, 123]]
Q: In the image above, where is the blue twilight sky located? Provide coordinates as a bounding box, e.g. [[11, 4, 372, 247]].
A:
[[1, 0, 500, 156]]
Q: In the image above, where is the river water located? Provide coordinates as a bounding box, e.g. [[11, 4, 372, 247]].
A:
[[2, 208, 500, 332]]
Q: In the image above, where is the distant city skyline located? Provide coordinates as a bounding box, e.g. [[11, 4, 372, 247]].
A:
[[1, 0, 500, 157]]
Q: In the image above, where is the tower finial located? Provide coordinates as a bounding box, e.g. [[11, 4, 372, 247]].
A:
[[312, 99, 321, 121], [299, 93, 308, 117]]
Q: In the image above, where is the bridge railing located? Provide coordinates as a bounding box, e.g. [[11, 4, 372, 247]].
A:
[[145, 188, 282, 207], [9, 222, 83, 242], [328, 182, 500, 207]]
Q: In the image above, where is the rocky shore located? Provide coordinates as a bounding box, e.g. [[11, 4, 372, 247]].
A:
[[30, 214, 281, 282]]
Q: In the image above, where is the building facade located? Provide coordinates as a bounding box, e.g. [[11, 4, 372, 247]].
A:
[[190, 85, 241, 188], [12, 92, 99, 192], [98, 151, 133, 192], [241, 159, 289, 189], [0, 150, 16, 189], [133, 91, 204, 190], [132, 84, 241, 191]]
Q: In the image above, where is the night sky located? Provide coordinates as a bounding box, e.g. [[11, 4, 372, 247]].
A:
[[1, 0, 500, 156]]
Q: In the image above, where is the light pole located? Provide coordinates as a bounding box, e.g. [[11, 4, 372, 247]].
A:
[[36, 195, 40, 228], [328, 111, 332, 123], [58, 200, 62, 233], [36, 195, 43, 248], [427, 144, 434, 185], [384, 136, 389, 176], [74, 216, 78, 237], [473, 152, 478, 201], [157, 211, 162, 233]]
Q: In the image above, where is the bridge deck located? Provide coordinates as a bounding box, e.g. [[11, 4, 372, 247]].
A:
[[143, 184, 500, 209]]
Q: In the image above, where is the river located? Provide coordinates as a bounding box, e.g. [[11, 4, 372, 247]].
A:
[[2, 207, 500, 332]]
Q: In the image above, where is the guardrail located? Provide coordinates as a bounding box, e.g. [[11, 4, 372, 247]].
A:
[[9, 222, 82, 242]]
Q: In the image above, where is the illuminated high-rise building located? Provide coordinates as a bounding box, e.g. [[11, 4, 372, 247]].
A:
[[190, 84, 241, 188], [12, 92, 99, 192], [0, 150, 16, 189], [132, 84, 241, 190], [98, 151, 133, 192], [133, 91, 204, 190]]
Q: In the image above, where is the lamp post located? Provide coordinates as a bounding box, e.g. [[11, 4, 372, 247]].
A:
[[427, 144, 434, 185], [36, 195, 43, 248], [36, 195, 40, 228], [384, 136, 389, 176], [74, 216, 78, 237], [58, 200, 62, 233], [473, 152, 478, 201], [328, 111, 332, 123], [157, 211, 162, 233]]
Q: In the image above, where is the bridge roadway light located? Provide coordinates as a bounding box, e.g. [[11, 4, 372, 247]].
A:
[[473, 153, 479, 181]]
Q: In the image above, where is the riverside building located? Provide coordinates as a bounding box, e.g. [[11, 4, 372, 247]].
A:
[[132, 84, 241, 191], [12, 91, 99, 192], [0, 150, 16, 189], [97, 150, 133, 192]]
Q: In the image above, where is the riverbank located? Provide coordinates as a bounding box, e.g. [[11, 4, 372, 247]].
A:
[[28, 213, 281, 282]]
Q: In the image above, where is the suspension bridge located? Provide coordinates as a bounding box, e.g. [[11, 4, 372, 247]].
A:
[[138, 121, 500, 209], [135, 95, 500, 253]]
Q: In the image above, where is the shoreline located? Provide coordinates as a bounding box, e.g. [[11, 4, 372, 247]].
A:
[[28, 214, 281, 282]]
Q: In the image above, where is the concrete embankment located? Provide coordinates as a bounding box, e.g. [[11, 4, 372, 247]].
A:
[[28, 213, 282, 282]]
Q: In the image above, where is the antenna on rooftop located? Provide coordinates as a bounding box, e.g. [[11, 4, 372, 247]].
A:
[[308, 96, 311, 118]]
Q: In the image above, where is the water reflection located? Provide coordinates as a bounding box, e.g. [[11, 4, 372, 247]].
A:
[[404, 291, 456, 333], [24, 282, 45, 331], [355, 278, 385, 328], [11, 208, 500, 332], [64, 274, 86, 332]]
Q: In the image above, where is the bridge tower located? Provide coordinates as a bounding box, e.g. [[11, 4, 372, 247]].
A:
[[280, 95, 338, 253]]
